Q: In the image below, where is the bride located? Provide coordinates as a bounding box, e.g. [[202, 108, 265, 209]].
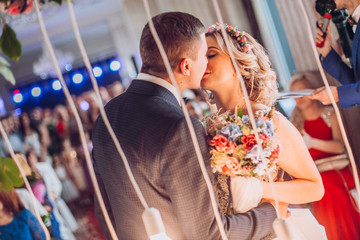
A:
[[201, 24, 326, 239]]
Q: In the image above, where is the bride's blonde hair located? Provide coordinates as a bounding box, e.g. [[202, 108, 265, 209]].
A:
[[206, 28, 278, 107]]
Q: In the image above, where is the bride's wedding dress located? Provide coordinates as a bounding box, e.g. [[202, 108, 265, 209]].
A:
[[230, 176, 328, 240]]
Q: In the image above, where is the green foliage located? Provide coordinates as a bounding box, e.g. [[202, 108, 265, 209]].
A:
[[0, 56, 15, 84], [49, 0, 63, 5], [0, 0, 64, 84], [0, 24, 22, 61], [237, 109, 243, 118], [0, 157, 24, 192]]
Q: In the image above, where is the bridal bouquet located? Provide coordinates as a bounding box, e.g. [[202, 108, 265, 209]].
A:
[[203, 108, 280, 180]]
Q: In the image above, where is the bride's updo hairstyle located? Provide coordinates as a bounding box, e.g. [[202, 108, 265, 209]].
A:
[[206, 24, 278, 107]]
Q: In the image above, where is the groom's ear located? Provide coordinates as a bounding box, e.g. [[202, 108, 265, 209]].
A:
[[179, 58, 191, 76]]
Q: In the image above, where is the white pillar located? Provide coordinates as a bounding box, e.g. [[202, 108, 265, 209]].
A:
[[107, 8, 140, 86], [251, 0, 292, 89]]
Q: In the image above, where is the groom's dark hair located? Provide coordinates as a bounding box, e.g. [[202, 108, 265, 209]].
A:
[[140, 12, 205, 77]]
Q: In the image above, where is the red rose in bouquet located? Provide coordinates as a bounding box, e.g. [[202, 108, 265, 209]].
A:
[[209, 135, 237, 154], [209, 135, 227, 151], [241, 134, 257, 150]]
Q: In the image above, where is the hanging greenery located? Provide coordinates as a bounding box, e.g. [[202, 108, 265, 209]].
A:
[[0, 0, 63, 84], [0, 1, 65, 191]]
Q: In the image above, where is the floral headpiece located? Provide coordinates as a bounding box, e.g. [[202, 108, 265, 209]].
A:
[[207, 24, 252, 53]]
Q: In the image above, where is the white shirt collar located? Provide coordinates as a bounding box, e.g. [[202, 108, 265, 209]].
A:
[[136, 73, 181, 105], [352, 5, 360, 24]]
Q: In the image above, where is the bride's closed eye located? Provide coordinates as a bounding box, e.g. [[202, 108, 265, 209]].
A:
[[206, 52, 217, 58], [206, 46, 220, 58]]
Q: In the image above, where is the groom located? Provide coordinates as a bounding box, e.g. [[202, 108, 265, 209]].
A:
[[92, 11, 279, 239]]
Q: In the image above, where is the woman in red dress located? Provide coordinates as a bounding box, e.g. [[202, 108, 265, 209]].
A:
[[290, 72, 360, 240]]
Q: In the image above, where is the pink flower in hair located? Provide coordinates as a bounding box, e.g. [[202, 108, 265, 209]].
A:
[[243, 44, 251, 53], [234, 31, 241, 37], [207, 24, 217, 33], [226, 26, 235, 32], [240, 36, 246, 43]]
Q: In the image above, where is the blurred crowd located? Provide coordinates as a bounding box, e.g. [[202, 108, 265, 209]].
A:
[[0, 81, 211, 239], [0, 81, 125, 239]]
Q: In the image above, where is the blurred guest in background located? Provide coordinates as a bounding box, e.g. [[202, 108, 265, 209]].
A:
[[0, 189, 46, 240], [290, 72, 360, 240]]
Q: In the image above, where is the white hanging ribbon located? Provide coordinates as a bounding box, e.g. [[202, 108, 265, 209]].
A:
[[33, 0, 119, 239], [297, 0, 360, 212], [0, 122, 50, 240], [67, 0, 158, 238], [142, 1, 228, 239]]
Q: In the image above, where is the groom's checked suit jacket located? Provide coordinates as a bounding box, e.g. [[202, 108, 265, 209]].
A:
[[92, 76, 276, 240], [321, 23, 360, 108]]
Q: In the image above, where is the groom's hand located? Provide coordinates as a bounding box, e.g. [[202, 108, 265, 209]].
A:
[[262, 199, 290, 218]]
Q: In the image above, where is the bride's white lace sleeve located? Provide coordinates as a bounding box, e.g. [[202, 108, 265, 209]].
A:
[[231, 176, 263, 213]]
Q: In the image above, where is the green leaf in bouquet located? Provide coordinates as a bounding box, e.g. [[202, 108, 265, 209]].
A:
[[0, 56, 15, 85], [0, 168, 13, 191], [237, 109, 243, 118], [0, 24, 22, 61]]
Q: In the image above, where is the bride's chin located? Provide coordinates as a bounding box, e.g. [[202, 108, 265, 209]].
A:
[[200, 80, 212, 90]]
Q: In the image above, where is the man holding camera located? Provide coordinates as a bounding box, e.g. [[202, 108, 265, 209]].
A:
[[313, 0, 360, 108]]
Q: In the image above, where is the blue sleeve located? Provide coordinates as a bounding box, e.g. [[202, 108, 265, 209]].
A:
[[337, 82, 360, 108], [321, 49, 356, 85], [23, 209, 46, 240]]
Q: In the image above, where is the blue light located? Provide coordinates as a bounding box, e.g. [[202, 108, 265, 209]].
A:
[[13, 93, 23, 103], [52, 80, 62, 91], [110, 60, 121, 71], [31, 87, 41, 97], [65, 64, 72, 72], [92, 66, 103, 77], [80, 100, 90, 111], [73, 73, 83, 84], [14, 108, 22, 116]]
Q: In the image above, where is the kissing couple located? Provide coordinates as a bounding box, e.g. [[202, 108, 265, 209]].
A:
[[92, 11, 325, 239]]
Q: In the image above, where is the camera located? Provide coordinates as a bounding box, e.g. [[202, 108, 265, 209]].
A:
[[315, 0, 353, 62], [315, 0, 336, 16]]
